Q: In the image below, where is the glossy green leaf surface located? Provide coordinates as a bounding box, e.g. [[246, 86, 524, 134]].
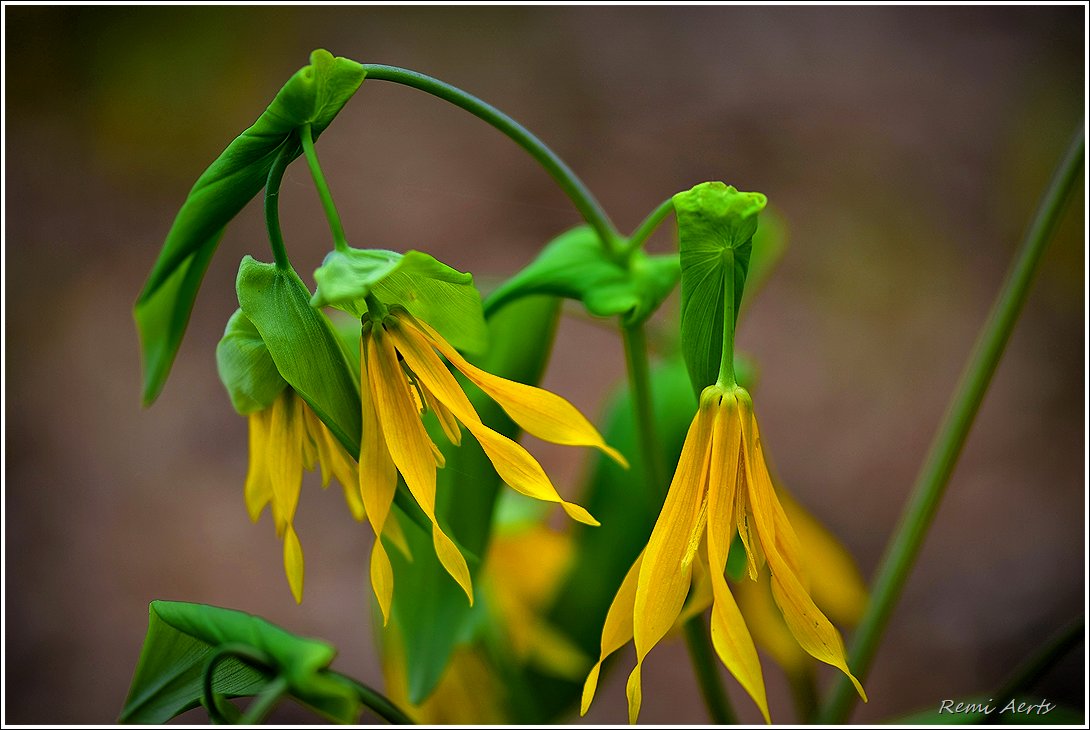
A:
[[387, 295, 561, 704], [236, 257, 361, 451], [674, 182, 766, 393], [312, 247, 487, 354], [119, 601, 358, 724], [215, 309, 288, 415], [135, 49, 366, 405], [484, 225, 680, 326]]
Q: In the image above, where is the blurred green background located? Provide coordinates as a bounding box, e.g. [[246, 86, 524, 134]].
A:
[[4, 5, 1083, 724]]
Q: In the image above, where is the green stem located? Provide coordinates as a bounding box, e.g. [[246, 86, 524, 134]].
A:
[[819, 127, 1084, 724], [683, 616, 737, 724], [334, 672, 416, 725], [240, 676, 288, 725], [621, 322, 667, 501], [300, 123, 349, 251], [716, 250, 736, 387], [265, 139, 295, 269], [359, 64, 623, 256], [624, 197, 675, 257]]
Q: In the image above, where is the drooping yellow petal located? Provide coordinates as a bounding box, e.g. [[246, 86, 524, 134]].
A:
[[409, 314, 627, 468], [741, 406, 866, 702], [389, 321, 597, 526], [581, 552, 642, 716], [706, 398, 770, 723], [267, 391, 303, 537], [747, 411, 807, 583], [735, 451, 763, 581], [283, 523, 304, 604], [675, 554, 714, 628], [778, 487, 868, 626], [360, 336, 400, 623], [368, 326, 473, 604], [244, 408, 273, 522], [628, 402, 714, 724], [734, 570, 809, 675]]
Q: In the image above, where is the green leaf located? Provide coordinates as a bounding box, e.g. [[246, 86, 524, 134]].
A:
[[312, 247, 488, 354], [135, 49, 366, 405], [120, 600, 358, 724], [387, 295, 561, 703], [484, 225, 680, 326], [236, 257, 361, 451], [741, 204, 788, 317], [215, 308, 288, 415], [674, 182, 767, 393]]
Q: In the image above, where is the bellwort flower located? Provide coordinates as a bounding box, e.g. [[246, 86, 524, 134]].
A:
[[360, 307, 626, 624], [582, 384, 866, 723]]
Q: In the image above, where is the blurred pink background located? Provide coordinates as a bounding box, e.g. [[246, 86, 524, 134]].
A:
[[4, 5, 1084, 724]]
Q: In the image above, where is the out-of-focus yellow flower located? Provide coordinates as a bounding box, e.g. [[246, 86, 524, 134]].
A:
[[360, 308, 626, 624], [486, 520, 590, 680], [735, 487, 868, 676], [244, 388, 364, 603], [582, 384, 866, 723]]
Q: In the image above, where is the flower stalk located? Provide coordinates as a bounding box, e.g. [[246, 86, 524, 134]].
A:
[[301, 122, 350, 251], [819, 126, 1084, 724]]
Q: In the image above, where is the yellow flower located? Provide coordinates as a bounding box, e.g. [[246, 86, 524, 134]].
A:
[[359, 308, 626, 624], [244, 388, 365, 603], [581, 384, 866, 723]]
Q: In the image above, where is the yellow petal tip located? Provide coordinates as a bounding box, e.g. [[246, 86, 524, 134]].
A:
[[602, 444, 629, 469]]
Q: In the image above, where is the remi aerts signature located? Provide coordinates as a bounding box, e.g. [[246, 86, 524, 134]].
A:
[[938, 699, 1055, 716]]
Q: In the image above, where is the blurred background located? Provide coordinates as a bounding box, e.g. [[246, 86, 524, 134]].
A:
[[4, 5, 1084, 724]]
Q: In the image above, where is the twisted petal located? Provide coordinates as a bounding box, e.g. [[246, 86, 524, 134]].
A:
[[368, 326, 472, 604], [707, 400, 769, 723], [389, 320, 597, 526], [422, 385, 462, 446], [742, 408, 866, 701], [628, 404, 714, 723], [267, 391, 304, 537], [304, 405, 365, 521], [581, 552, 642, 716], [410, 315, 627, 467], [360, 336, 399, 624]]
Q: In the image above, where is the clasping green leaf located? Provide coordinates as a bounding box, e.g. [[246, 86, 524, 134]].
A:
[[674, 182, 767, 392], [484, 225, 680, 326], [215, 309, 288, 415], [135, 49, 366, 405], [312, 247, 487, 354]]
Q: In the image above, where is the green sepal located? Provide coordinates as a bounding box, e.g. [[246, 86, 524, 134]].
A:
[[235, 257, 361, 451], [484, 225, 680, 326], [312, 247, 487, 354], [674, 182, 767, 393], [135, 49, 366, 405], [215, 308, 288, 415], [119, 600, 359, 724]]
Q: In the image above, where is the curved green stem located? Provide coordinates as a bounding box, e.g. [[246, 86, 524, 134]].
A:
[[333, 672, 416, 725], [819, 127, 1084, 724], [683, 616, 737, 724], [624, 197, 675, 256], [240, 676, 288, 725], [265, 139, 295, 270], [202, 643, 275, 724], [359, 64, 623, 255], [300, 123, 349, 251]]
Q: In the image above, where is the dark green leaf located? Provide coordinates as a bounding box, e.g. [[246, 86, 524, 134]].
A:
[[236, 257, 361, 452], [215, 308, 288, 415], [312, 247, 487, 354], [740, 204, 788, 317], [135, 49, 366, 404], [120, 600, 358, 724], [388, 295, 561, 703], [484, 225, 680, 326], [674, 182, 767, 393]]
